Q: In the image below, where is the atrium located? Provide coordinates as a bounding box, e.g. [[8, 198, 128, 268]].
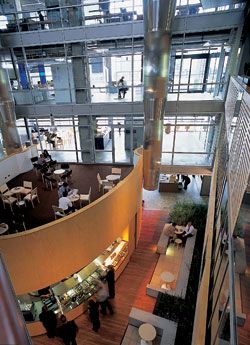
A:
[[0, 1, 249, 345]]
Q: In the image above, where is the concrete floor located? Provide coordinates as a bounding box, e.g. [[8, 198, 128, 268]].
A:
[[143, 175, 208, 211]]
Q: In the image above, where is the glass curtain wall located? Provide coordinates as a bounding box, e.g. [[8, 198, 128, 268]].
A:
[[162, 114, 218, 165], [16, 115, 144, 164], [15, 113, 218, 166], [2, 43, 231, 105], [172, 48, 229, 95]]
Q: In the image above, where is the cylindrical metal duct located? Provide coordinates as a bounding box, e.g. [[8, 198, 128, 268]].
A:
[[0, 254, 32, 345], [0, 68, 22, 155], [143, 0, 176, 190]]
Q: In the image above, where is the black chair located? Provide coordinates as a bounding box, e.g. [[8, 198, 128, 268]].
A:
[[44, 176, 57, 190], [12, 213, 26, 232], [61, 163, 70, 170], [61, 169, 72, 182]]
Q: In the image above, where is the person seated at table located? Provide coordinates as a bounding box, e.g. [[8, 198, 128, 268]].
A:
[[37, 154, 46, 166], [58, 191, 74, 214], [181, 221, 195, 245], [58, 182, 71, 198], [43, 149, 51, 160], [163, 222, 177, 243]]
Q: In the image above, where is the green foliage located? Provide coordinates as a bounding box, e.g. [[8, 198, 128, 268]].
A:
[[169, 200, 208, 230]]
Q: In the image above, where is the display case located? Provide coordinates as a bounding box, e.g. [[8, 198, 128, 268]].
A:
[[17, 239, 128, 322]]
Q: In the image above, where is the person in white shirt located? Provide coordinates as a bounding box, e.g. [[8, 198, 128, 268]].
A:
[[58, 191, 73, 214], [95, 279, 114, 315], [181, 221, 195, 245]]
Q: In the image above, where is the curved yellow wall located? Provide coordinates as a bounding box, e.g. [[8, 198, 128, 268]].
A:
[[0, 152, 143, 295]]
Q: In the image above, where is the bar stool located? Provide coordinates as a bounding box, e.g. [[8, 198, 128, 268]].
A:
[[174, 238, 182, 249], [138, 323, 156, 345]]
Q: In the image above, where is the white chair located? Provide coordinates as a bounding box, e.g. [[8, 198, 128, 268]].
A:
[[80, 187, 91, 207], [24, 187, 40, 208], [1, 194, 17, 213], [111, 168, 121, 182], [102, 181, 114, 194], [52, 205, 67, 219], [97, 173, 108, 192], [22, 181, 33, 196], [111, 168, 121, 175], [0, 183, 11, 196]]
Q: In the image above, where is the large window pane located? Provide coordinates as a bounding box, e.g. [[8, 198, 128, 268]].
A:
[[173, 153, 212, 165]]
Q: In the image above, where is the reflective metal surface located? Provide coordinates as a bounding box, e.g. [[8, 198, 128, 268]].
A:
[[0, 68, 22, 155], [143, 0, 176, 190], [0, 254, 32, 345]]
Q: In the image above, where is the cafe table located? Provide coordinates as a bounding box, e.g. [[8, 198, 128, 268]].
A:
[[106, 174, 121, 182], [160, 271, 175, 290], [10, 186, 25, 200], [69, 194, 80, 205], [138, 323, 156, 345], [54, 169, 65, 181]]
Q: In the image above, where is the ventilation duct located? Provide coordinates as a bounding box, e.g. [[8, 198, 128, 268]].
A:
[[143, 0, 176, 190], [0, 68, 22, 155]]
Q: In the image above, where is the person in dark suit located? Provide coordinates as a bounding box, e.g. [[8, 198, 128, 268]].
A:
[[39, 305, 57, 338], [106, 265, 115, 299], [88, 299, 100, 332], [58, 315, 78, 345]]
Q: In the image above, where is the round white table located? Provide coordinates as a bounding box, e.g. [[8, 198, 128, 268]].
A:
[[160, 271, 175, 290], [175, 228, 184, 235], [106, 174, 121, 182], [10, 186, 25, 200], [54, 169, 65, 175], [0, 223, 9, 235], [54, 169, 65, 181], [138, 323, 156, 345], [69, 194, 80, 203], [11, 186, 24, 193]]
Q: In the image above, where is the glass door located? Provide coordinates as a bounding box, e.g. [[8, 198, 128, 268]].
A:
[[113, 119, 130, 163], [188, 58, 207, 92]]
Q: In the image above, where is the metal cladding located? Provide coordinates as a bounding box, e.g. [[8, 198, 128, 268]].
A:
[[0, 254, 32, 345], [0, 68, 22, 155], [143, 0, 176, 190]]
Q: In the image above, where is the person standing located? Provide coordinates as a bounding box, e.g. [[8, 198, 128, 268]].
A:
[[38, 11, 45, 30], [106, 265, 115, 299], [88, 299, 100, 332], [95, 279, 114, 315], [183, 175, 191, 190], [39, 305, 57, 338], [58, 315, 78, 345]]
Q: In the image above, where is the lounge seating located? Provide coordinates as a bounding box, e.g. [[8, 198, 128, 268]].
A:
[[156, 223, 171, 254], [126, 307, 177, 345], [80, 187, 91, 207], [24, 187, 40, 208]]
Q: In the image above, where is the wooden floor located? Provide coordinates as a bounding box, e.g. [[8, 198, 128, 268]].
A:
[[238, 223, 250, 345], [32, 210, 168, 345]]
